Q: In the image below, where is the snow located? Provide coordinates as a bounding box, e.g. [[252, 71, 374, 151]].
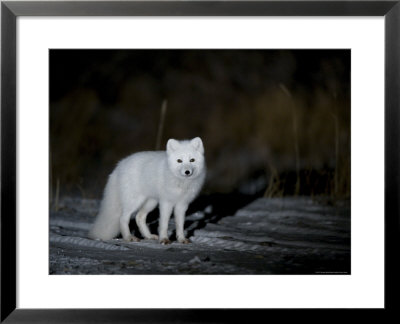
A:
[[50, 196, 350, 274]]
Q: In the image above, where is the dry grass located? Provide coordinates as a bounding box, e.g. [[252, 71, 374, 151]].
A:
[[50, 51, 350, 198], [155, 99, 167, 150]]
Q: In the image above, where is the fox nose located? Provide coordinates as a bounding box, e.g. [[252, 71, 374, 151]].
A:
[[185, 170, 191, 175]]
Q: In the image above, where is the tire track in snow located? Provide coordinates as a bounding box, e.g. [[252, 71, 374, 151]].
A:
[[50, 233, 130, 251]]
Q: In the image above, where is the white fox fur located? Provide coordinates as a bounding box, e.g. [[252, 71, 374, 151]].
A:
[[88, 137, 206, 244]]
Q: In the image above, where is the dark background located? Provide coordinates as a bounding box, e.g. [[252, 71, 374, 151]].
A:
[[49, 49, 350, 201]]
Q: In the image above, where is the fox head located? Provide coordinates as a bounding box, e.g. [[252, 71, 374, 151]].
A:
[[166, 137, 205, 179]]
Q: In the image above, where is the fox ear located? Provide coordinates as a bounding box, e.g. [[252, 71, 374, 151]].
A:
[[190, 137, 204, 154], [167, 139, 180, 152]]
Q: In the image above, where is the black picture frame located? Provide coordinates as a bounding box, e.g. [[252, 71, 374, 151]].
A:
[[1, 1, 399, 322]]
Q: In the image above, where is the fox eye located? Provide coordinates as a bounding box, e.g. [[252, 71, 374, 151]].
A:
[[190, 158, 195, 162], [177, 159, 182, 163]]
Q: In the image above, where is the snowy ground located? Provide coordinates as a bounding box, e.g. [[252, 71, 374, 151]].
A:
[[49, 196, 350, 274]]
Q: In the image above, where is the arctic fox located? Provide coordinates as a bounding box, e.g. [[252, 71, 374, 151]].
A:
[[88, 137, 206, 244]]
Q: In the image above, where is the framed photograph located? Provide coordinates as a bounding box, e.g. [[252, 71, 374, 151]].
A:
[[1, 0, 399, 322]]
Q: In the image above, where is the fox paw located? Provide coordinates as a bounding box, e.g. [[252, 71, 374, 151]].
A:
[[145, 234, 159, 240], [159, 238, 171, 245], [178, 238, 191, 244], [125, 235, 140, 242]]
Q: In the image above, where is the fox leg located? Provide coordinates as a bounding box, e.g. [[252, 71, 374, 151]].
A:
[[135, 198, 158, 240], [158, 201, 174, 244], [174, 203, 190, 243], [120, 196, 145, 242]]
